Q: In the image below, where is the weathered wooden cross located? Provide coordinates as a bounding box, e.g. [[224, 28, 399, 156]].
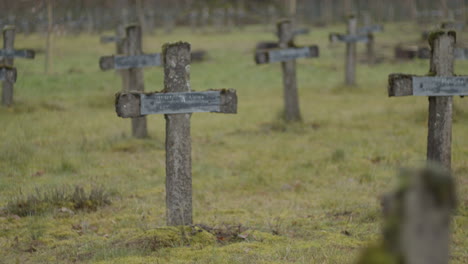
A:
[[357, 22, 383, 64], [329, 16, 369, 86], [115, 42, 237, 226], [1, 26, 35, 106], [255, 20, 319, 122], [388, 31, 467, 170], [100, 25, 161, 138]]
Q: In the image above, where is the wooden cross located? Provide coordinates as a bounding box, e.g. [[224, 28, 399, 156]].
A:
[[115, 42, 237, 226], [329, 16, 369, 86], [255, 20, 319, 122], [99, 25, 152, 138], [358, 22, 383, 64], [1, 26, 35, 106], [388, 31, 466, 170]]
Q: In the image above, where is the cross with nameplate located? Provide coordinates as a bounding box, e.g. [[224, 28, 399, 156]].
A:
[[99, 25, 153, 138], [358, 23, 383, 64], [115, 42, 237, 226], [1, 26, 35, 106], [255, 20, 319, 122], [388, 31, 466, 170], [329, 16, 369, 86]]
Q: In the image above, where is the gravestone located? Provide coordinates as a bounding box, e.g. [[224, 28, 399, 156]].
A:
[[357, 166, 456, 264], [0, 26, 35, 106], [115, 42, 237, 226], [388, 31, 466, 170], [99, 25, 149, 138], [255, 20, 319, 122], [329, 16, 369, 85]]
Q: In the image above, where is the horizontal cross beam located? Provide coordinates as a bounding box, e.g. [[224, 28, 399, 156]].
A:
[[100, 35, 123, 44], [329, 33, 369, 43], [0, 67, 16, 82], [116, 89, 237, 118], [0, 49, 35, 59], [293, 28, 310, 36], [402, 46, 468, 60], [100, 53, 161, 71], [358, 25, 383, 35], [388, 74, 468, 96], [255, 46, 319, 64]]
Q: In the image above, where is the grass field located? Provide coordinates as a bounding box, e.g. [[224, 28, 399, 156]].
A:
[[0, 22, 467, 263]]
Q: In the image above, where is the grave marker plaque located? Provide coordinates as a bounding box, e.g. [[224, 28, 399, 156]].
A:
[[115, 42, 237, 226], [100, 53, 161, 70], [388, 31, 465, 170]]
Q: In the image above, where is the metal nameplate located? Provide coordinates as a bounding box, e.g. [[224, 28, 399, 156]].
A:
[[0, 49, 34, 58], [412, 76, 468, 96], [141, 91, 221, 115], [114, 53, 162, 69], [268, 47, 317, 63], [358, 25, 383, 34], [293, 28, 310, 36], [330, 34, 369, 43], [100, 36, 122, 43]]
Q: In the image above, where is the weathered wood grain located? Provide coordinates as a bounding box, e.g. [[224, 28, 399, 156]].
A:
[[345, 17, 357, 86], [115, 89, 237, 117], [388, 74, 414, 96], [122, 25, 147, 138], [278, 20, 302, 122], [255, 46, 319, 64], [427, 31, 455, 170], [0, 67, 16, 83], [164, 42, 192, 226]]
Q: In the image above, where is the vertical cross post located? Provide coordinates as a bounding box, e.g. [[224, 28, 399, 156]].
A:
[[116, 25, 129, 91], [363, 15, 375, 64], [278, 20, 301, 122], [164, 42, 193, 226], [388, 31, 464, 171], [115, 42, 237, 226], [358, 166, 456, 264], [2, 26, 15, 106], [345, 16, 357, 86], [427, 32, 454, 169], [126, 25, 147, 138]]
